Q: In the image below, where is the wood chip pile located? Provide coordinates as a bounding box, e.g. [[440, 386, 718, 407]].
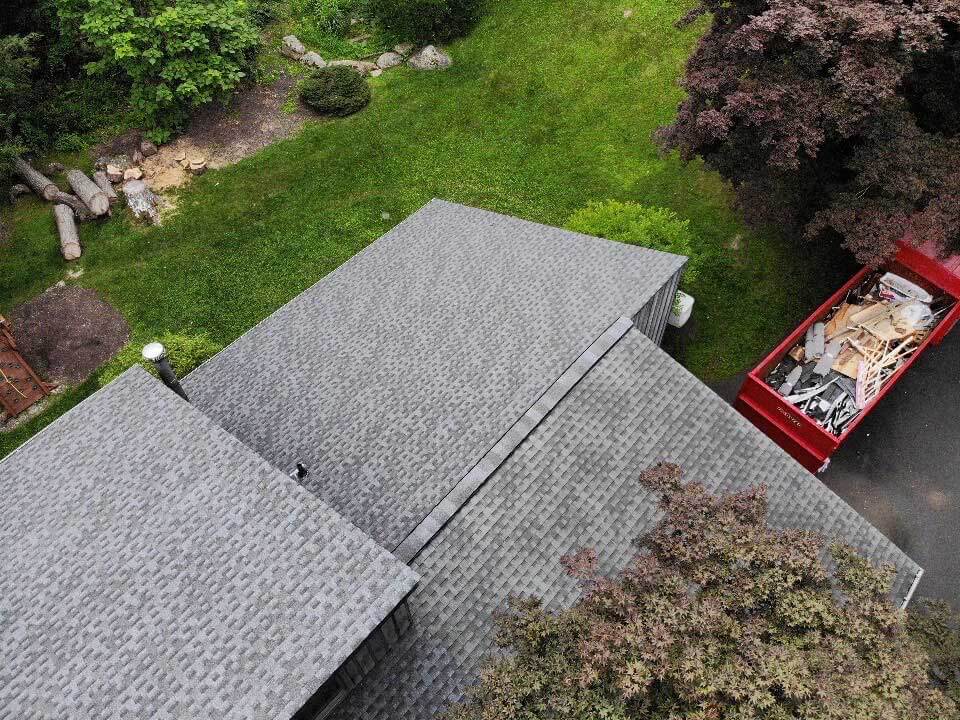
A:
[[764, 271, 954, 436]]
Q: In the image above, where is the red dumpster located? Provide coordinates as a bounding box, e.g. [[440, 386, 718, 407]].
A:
[[735, 238, 960, 473]]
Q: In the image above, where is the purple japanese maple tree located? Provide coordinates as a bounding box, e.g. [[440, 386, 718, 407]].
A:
[[656, 0, 960, 264]]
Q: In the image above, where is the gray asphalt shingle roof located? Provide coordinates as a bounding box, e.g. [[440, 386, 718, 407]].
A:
[[0, 367, 418, 720], [331, 327, 921, 720], [183, 200, 686, 550]]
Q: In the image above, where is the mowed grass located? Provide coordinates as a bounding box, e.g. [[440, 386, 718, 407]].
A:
[[0, 0, 853, 458]]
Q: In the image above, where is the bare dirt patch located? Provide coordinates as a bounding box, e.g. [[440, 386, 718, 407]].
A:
[[141, 73, 313, 192], [9, 285, 130, 385]]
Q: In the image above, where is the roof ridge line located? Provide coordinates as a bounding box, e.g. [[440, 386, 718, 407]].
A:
[[391, 316, 635, 564]]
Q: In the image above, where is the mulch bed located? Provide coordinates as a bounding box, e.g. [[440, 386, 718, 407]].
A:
[[9, 285, 130, 385]]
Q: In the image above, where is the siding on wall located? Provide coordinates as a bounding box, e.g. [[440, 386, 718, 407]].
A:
[[633, 269, 682, 344]]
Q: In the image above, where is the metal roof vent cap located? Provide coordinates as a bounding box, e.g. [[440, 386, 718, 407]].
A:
[[142, 342, 190, 402]]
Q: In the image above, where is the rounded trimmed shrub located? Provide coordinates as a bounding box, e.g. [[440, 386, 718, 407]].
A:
[[366, 0, 483, 44], [96, 332, 223, 388], [299, 66, 371, 117], [566, 200, 700, 287]]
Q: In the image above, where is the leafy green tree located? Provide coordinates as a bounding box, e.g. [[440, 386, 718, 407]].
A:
[[447, 464, 956, 720], [57, 0, 259, 137]]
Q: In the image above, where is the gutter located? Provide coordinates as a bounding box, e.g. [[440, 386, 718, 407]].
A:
[[901, 567, 924, 609]]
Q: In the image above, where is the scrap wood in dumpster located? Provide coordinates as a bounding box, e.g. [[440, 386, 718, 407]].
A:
[[765, 271, 955, 436]]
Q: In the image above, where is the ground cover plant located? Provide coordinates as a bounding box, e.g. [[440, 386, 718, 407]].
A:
[[0, 0, 854, 458], [446, 463, 957, 720]]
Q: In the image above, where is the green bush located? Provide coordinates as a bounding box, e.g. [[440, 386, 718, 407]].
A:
[[96, 332, 222, 388], [365, 0, 483, 43], [308, 0, 355, 35], [566, 200, 700, 287], [249, 0, 282, 27], [299, 66, 370, 116], [0, 33, 38, 180], [56, 0, 260, 133]]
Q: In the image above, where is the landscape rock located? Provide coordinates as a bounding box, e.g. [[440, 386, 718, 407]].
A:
[[123, 167, 143, 181], [370, 68, 383, 78], [377, 51, 404, 69], [407, 45, 452, 70], [139, 140, 158, 157], [105, 164, 124, 182], [301, 51, 326, 68], [132, 149, 145, 165], [188, 157, 207, 176], [96, 154, 130, 172], [46, 162, 65, 175], [9, 184, 30, 204], [394, 43, 414, 57], [281, 35, 305, 59], [122, 179, 160, 225], [328, 59, 377, 75]]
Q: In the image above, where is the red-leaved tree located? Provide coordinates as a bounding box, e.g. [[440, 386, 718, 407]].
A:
[[656, 0, 960, 265], [445, 464, 957, 719]]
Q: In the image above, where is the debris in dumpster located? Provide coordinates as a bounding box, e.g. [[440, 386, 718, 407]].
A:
[[764, 271, 954, 436]]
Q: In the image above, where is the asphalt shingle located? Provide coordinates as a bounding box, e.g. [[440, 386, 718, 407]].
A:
[[0, 367, 418, 720], [332, 328, 920, 720], [183, 200, 686, 550]]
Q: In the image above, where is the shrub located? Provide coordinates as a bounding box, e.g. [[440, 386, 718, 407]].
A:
[[447, 464, 957, 720], [96, 331, 222, 388], [56, 0, 260, 134], [300, 66, 370, 117], [365, 0, 482, 44], [566, 200, 699, 287], [248, 0, 281, 27], [0, 33, 38, 180], [307, 0, 355, 35]]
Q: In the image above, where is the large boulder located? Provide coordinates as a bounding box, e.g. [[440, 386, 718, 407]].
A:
[[377, 51, 404, 69], [139, 139, 158, 157], [328, 59, 378, 75], [301, 51, 326, 68], [281, 35, 305, 59], [408, 45, 452, 70]]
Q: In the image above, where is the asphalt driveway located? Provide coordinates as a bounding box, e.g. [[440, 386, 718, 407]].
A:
[[686, 325, 960, 606], [824, 326, 960, 605]]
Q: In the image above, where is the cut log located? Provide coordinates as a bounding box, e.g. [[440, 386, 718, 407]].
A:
[[66, 169, 109, 216], [12, 157, 59, 201], [51, 191, 95, 222], [92, 171, 119, 205], [53, 204, 82, 261]]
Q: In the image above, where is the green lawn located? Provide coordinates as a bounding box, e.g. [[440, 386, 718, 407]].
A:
[[0, 0, 854, 458]]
